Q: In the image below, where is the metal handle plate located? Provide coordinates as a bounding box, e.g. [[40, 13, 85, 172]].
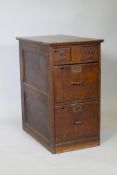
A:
[[71, 104, 83, 112]]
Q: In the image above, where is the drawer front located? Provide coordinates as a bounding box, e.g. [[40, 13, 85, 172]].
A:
[[55, 101, 99, 144], [52, 47, 70, 64], [54, 63, 99, 103], [72, 45, 99, 63], [52, 44, 99, 65]]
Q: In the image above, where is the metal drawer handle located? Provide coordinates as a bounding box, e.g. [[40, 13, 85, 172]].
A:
[[71, 81, 82, 85], [72, 120, 82, 125]]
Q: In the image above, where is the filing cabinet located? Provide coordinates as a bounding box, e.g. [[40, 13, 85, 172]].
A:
[[17, 35, 103, 153]]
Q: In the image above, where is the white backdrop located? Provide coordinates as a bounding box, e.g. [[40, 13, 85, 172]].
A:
[[0, 0, 117, 175]]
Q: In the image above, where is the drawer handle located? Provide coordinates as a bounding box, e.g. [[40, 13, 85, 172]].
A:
[[88, 50, 94, 54], [72, 120, 82, 125], [71, 81, 82, 85]]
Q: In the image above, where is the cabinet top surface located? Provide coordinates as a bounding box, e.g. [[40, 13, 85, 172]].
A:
[[17, 35, 104, 45]]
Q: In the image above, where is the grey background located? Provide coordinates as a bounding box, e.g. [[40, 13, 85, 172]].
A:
[[0, 0, 117, 174]]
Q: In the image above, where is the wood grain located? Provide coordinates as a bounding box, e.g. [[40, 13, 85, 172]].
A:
[[17, 35, 103, 153]]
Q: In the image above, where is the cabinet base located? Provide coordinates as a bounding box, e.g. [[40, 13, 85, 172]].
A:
[[54, 140, 100, 154], [23, 123, 99, 154]]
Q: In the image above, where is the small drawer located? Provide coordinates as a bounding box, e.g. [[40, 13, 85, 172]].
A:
[[72, 45, 99, 63], [54, 63, 99, 103], [52, 47, 70, 64], [55, 101, 99, 144]]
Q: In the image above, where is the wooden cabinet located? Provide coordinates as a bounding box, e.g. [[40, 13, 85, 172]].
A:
[[17, 35, 103, 153]]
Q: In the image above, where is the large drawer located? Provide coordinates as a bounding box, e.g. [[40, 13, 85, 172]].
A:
[[55, 101, 99, 144], [54, 63, 99, 103]]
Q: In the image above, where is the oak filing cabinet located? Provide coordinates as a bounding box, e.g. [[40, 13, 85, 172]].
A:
[[17, 35, 104, 153]]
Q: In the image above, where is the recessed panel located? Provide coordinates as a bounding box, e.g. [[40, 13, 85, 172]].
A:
[[24, 92, 49, 140], [23, 51, 49, 92]]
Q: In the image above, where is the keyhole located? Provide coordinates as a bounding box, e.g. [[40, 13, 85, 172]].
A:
[[54, 49, 57, 53]]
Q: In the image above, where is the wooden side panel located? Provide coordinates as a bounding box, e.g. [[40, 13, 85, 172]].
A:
[[23, 51, 48, 92], [24, 92, 49, 140], [19, 41, 54, 151]]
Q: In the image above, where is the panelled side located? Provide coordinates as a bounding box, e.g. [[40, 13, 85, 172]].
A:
[[18, 41, 54, 152]]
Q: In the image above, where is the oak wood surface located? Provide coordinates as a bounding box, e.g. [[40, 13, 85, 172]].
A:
[[17, 35, 103, 45], [17, 35, 103, 153]]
